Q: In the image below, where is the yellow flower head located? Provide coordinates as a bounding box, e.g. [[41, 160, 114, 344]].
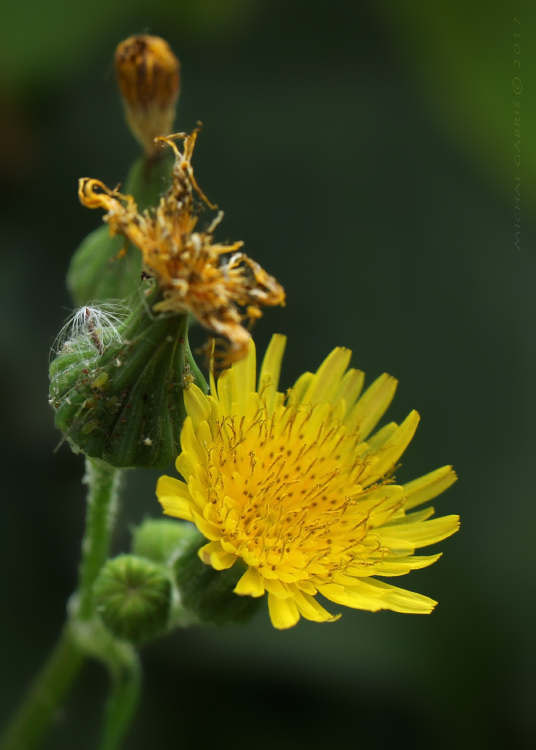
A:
[[79, 128, 285, 365], [157, 336, 459, 629], [115, 34, 180, 156]]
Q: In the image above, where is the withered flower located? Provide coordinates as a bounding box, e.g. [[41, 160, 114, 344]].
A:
[[115, 35, 180, 156], [79, 127, 285, 364]]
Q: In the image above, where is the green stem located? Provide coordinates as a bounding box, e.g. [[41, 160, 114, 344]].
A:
[[78, 458, 124, 620], [1, 458, 125, 749], [0, 626, 85, 750], [77, 457, 141, 750], [100, 648, 142, 750]]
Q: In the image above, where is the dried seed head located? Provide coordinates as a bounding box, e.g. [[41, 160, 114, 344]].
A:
[[78, 127, 285, 367], [52, 303, 130, 361], [115, 34, 180, 156]]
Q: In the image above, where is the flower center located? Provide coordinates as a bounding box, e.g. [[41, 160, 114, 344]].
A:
[[203, 405, 390, 584]]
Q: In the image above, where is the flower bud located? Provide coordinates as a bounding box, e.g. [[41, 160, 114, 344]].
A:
[[132, 519, 200, 566], [49, 288, 207, 469], [115, 35, 180, 156], [93, 554, 172, 644], [67, 153, 173, 306], [173, 537, 262, 626]]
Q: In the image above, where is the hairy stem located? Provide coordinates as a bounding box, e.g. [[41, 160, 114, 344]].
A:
[[0, 626, 85, 750], [100, 648, 142, 750], [77, 457, 124, 620], [1, 457, 125, 749]]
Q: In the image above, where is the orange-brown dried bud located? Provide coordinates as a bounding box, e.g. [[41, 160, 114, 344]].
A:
[[115, 35, 180, 156]]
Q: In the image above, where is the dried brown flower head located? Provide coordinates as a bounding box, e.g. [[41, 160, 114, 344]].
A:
[[115, 35, 180, 156], [79, 127, 285, 364]]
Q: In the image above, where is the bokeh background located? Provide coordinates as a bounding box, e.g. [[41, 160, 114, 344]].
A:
[[1, 1, 535, 747]]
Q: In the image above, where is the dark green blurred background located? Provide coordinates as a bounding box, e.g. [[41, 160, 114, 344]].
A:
[[1, 1, 535, 747]]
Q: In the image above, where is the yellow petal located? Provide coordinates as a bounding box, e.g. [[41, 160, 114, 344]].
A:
[[381, 514, 460, 548], [175, 450, 198, 481], [287, 371, 314, 406], [196, 420, 213, 454], [319, 580, 437, 614], [365, 422, 398, 452], [387, 507, 436, 526], [263, 577, 293, 599], [191, 512, 222, 541], [160, 502, 194, 521], [363, 410, 420, 486], [233, 567, 265, 597], [159, 498, 195, 521], [157, 476, 195, 521], [208, 339, 217, 399], [349, 373, 398, 439], [292, 589, 340, 623], [180, 416, 207, 467], [156, 475, 191, 501], [301, 347, 352, 405], [352, 483, 405, 517], [403, 466, 457, 510], [184, 383, 211, 431], [376, 553, 442, 576], [258, 334, 287, 414], [198, 541, 236, 570], [356, 578, 437, 614], [216, 368, 233, 413], [231, 339, 256, 413], [268, 593, 300, 629], [296, 580, 317, 595], [333, 368, 365, 417], [187, 476, 207, 509], [319, 583, 385, 612], [206, 394, 223, 421]]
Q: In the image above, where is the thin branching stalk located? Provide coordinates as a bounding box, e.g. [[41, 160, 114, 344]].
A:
[[99, 648, 142, 750], [0, 627, 84, 749], [77, 458, 124, 620], [1, 458, 128, 749]]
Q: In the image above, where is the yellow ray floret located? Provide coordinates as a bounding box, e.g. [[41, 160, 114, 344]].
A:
[[78, 128, 285, 364], [157, 336, 459, 629]]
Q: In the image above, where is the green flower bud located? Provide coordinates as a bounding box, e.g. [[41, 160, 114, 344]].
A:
[[67, 152, 173, 306], [173, 537, 262, 626], [132, 519, 199, 565], [49, 286, 207, 468], [93, 554, 172, 644]]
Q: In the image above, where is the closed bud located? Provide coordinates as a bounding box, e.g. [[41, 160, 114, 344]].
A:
[[173, 537, 262, 626], [115, 35, 180, 156], [132, 519, 200, 566], [49, 288, 207, 468], [93, 554, 172, 644]]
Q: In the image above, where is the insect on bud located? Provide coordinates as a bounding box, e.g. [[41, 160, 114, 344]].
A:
[[115, 35, 180, 157], [93, 555, 172, 644]]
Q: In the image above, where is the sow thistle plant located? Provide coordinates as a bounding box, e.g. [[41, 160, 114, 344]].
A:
[[1, 34, 459, 750]]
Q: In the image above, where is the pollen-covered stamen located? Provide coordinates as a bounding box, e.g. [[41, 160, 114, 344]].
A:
[[200, 407, 382, 579]]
